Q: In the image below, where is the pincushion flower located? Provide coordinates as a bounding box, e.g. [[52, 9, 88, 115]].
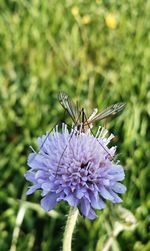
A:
[[25, 124, 126, 220]]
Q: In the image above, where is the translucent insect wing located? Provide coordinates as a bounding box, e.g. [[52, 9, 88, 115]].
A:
[[58, 92, 78, 123], [87, 102, 126, 123]]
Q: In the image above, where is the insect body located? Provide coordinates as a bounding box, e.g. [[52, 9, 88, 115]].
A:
[[58, 91, 126, 132]]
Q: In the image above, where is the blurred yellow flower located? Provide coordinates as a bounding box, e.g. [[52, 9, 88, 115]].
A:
[[105, 13, 117, 29], [71, 6, 79, 16], [81, 15, 91, 25]]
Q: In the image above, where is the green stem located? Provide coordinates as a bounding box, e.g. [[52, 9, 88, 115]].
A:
[[62, 207, 79, 251]]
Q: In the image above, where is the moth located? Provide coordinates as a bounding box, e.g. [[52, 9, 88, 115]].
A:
[[58, 91, 126, 132]]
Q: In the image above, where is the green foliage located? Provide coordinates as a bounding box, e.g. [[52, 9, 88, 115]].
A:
[[0, 0, 150, 250]]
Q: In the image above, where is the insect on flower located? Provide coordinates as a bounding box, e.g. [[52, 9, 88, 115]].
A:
[[58, 91, 126, 132], [56, 92, 126, 167], [25, 92, 126, 220], [34, 92, 125, 166]]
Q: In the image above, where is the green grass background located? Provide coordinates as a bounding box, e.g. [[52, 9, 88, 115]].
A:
[[0, 0, 150, 251]]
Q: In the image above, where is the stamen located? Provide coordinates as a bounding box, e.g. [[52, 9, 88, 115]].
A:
[[95, 126, 102, 138], [29, 145, 36, 153]]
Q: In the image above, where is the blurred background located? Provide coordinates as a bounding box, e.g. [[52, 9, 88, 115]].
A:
[[0, 1, 150, 251]]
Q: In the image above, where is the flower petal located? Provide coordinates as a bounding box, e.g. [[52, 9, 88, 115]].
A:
[[86, 208, 98, 220], [64, 194, 79, 207], [108, 166, 125, 181], [41, 193, 58, 211], [112, 182, 126, 194], [98, 186, 114, 201], [90, 192, 106, 209], [41, 182, 54, 192], [28, 154, 49, 171], [26, 184, 40, 195], [108, 190, 122, 203], [35, 170, 48, 179], [76, 189, 84, 199], [80, 198, 91, 217], [24, 171, 36, 182]]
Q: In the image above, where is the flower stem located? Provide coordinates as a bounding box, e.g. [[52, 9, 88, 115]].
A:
[[62, 207, 79, 251]]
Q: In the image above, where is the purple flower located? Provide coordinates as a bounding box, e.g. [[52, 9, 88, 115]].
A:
[[25, 124, 126, 220]]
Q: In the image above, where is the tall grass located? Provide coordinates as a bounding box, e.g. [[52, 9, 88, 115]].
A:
[[0, 1, 150, 250]]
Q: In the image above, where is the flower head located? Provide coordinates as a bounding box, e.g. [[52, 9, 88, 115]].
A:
[[25, 124, 126, 220]]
